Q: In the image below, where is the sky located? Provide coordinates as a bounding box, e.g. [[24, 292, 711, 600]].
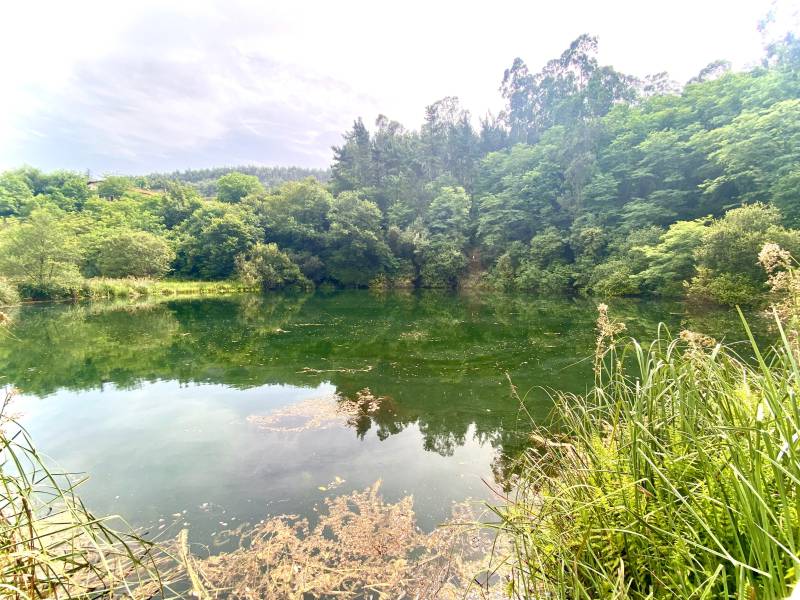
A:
[[0, 0, 794, 175]]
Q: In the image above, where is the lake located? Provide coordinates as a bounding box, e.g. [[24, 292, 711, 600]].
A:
[[0, 290, 749, 544]]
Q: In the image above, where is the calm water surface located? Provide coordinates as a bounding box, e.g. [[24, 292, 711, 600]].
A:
[[0, 291, 748, 542]]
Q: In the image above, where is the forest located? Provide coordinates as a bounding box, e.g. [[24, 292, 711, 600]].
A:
[[1, 33, 799, 306]]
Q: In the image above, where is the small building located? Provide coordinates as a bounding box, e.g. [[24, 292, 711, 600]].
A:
[[87, 177, 105, 191]]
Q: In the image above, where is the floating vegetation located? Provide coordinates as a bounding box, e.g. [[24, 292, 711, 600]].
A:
[[247, 388, 387, 433], [318, 475, 346, 491], [297, 365, 373, 375], [399, 329, 428, 341], [182, 481, 507, 599]]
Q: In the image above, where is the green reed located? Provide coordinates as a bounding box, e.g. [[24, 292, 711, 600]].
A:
[[0, 390, 175, 599], [81, 278, 255, 300], [494, 311, 800, 599]]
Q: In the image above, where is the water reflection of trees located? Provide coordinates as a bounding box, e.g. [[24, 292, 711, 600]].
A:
[[0, 291, 747, 471]]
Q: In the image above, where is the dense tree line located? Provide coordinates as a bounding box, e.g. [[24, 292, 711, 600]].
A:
[[1, 33, 799, 305], [140, 165, 330, 197]]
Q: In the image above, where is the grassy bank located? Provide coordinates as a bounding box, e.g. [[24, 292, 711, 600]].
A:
[[80, 277, 256, 300], [495, 309, 800, 599], [0, 278, 258, 304]]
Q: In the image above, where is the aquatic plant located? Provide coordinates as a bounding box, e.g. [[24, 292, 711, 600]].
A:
[[0, 389, 172, 598], [183, 481, 505, 599], [493, 306, 800, 598], [246, 388, 388, 433]]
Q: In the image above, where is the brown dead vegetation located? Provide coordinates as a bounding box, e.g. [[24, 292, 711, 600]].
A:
[[179, 481, 508, 599]]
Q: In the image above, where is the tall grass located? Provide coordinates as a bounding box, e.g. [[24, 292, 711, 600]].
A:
[[11, 278, 257, 302], [80, 278, 256, 300], [494, 311, 800, 599], [0, 279, 20, 307], [0, 390, 173, 598]]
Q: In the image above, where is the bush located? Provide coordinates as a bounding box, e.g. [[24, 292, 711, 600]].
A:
[[94, 231, 175, 278], [486, 253, 517, 292], [0, 207, 83, 294], [236, 242, 312, 292], [515, 263, 573, 295], [692, 203, 800, 298], [419, 243, 468, 289], [587, 258, 640, 297], [17, 265, 85, 300], [687, 267, 764, 306]]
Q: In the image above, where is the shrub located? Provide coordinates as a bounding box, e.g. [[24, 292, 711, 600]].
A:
[[515, 263, 573, 295], [687, 267, 764, 306], [16, 265, 85, 300], [236, 242, 312, 292], [0, 207, 83, 294], [693, 204, 800, 295], [94, 231, 175, 278], [587, 258, 640, 297], [488, 253, 517, 292], [419, 243, 468, 289]]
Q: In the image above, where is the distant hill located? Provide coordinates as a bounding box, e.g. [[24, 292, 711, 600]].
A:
[[142, 165, 330, 196]]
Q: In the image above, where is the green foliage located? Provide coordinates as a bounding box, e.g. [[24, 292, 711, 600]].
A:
[[515, 263, 572, 295], [587, 258, 639, 297], [236, 242, 312, 292], [419, 240, 468, 289], [158, 181, 204, 229], [195, 213, 258, 279], [426, 186, 471, 243], [0, 208, 84, 298], [2, 34, 800, 300], [686, 204, 800, 304], [489, 252, 517, 292], [253, 178, 333, 257], [97, 175, 132, 200], [143, 164, 329, 197], [700, 99, 800, 203], [528, 227, 568, 267], [172, 202, 258, 280], [636, 219, 707, 294], [496, 317, 800, 599], [772, 167, 800, 227], [0, 172, 33, 216], [94, 230, 175, 278], [0, 278, 19, 306], [324, 192, 395, 286], [216, 172, 264, 203], [500, 34, 638, 142], [687, 267, 765, 306]]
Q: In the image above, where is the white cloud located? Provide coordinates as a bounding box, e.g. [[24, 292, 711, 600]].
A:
[[0, 0, 787, 173]]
